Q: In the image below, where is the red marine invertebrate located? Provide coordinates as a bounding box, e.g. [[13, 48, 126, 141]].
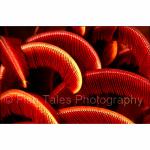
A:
[[58, 106, 133, 124], [33, 26, 86, 37], [21, 42, 82, 97], [0, 37, 29, 89], [83, 69, 150, 98], [92, 26, 150, 80], [75, 69, 150, 122], [117, 27, 150, 80], [0, 26, 150, 124], [0, 89, 59, 123], [136, 26, 150, 42], [26, 31, 101, 73]]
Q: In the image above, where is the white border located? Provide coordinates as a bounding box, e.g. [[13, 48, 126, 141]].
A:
[[0, 0, 150, 25], [0, 125, 149, 150], [0, 0, 150, 149]]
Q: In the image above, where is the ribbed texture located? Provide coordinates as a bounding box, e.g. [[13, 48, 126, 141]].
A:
[[82, 69, 150, 107], [117, 27, 150, 80], [21, 42, 82, 94], [91, 26, 150, 80], [0, 37, 29, 88], [0, 89, 59, 123], [58, 106, 133, 124], [0, 26, 149, 124], [26, 31, 101, 72]]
